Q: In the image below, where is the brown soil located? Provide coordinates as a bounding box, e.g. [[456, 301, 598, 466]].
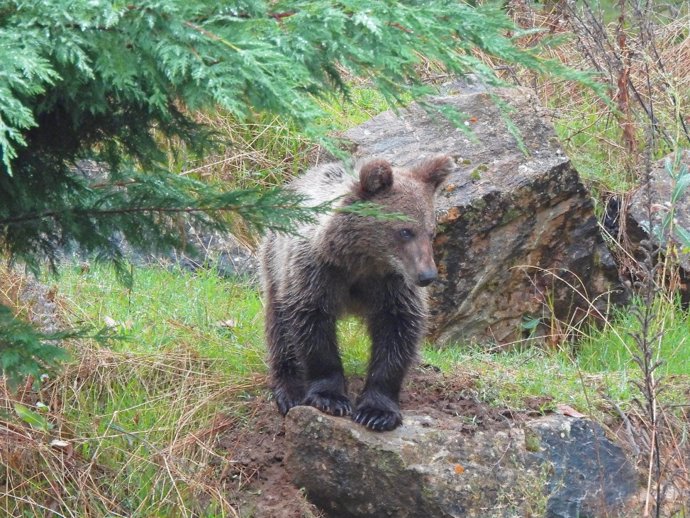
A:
[[218, 366, 532, 518]]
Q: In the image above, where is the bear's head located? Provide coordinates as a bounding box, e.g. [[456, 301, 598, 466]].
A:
[[334, 155, 453, 287]]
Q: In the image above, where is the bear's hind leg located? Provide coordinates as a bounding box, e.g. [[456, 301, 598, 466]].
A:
[[272, 353, 305, 416], [266, 302, 305, 415]]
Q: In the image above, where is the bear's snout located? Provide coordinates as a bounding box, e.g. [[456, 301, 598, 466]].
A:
[[416, 267, 438, 287]]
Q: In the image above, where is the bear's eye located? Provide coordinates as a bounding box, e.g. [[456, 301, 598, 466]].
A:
[[399, 228, 414, 241]]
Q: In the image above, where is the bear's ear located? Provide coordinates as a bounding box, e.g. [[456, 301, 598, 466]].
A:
[[358, 159, 393, 197], [413, 155, 453, 190]]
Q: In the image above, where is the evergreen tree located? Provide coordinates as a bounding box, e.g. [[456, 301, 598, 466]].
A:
[[0, 0, 586, 384]]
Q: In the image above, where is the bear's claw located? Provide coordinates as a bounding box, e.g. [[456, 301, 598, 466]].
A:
[[303, 391, 352, 417], [274, 385, 305, 416], [353, 405, 402, 432]]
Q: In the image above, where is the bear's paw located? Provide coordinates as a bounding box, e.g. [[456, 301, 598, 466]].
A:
[[353, 405, 403, 432], [303, 390, 352, 417]]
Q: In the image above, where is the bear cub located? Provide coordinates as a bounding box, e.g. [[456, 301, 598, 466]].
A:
[[259, 155, 453, 431]]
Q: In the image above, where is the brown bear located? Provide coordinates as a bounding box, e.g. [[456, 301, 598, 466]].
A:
[[259, 155, 453, 431]]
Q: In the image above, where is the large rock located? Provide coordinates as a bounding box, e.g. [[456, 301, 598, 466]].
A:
[[285, 406, 638, 518], [344, 86, 624, 345]]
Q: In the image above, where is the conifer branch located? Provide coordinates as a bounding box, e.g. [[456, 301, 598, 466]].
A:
[[0, 203, 306, 226], [0, 0, 596, 383]]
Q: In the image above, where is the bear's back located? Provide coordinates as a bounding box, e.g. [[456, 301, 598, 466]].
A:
[[288, 162, 355, 207], [259, 162, 356, 301]]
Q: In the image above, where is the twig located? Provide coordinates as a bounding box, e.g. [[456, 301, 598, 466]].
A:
[[604, 394, 641, 458]]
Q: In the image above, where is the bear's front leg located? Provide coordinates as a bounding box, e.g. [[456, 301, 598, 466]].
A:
[[354, 288, 423, 431], [295, 307, 352, 417]]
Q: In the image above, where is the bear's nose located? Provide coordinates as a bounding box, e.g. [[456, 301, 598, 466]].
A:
[[417, 269, 437, 287]]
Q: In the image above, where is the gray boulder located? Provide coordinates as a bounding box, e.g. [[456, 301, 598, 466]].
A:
[[285, 406, 638, 518], [344, 86, 624, 345], [166, 225, 258, 280]]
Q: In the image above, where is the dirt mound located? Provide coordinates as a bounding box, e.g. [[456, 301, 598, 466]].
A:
[[218, 367, 516, 517]]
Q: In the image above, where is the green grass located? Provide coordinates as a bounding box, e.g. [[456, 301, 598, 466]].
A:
[[422, 343, 632, 414], [6, 258, 690, 516], [57, 264, 266, 375], [316, 87, 395, 131], [2, 264, 268, 517], [54, 262, 690, 408], [55, 262, 690, 418], [579, 296, 690, 376], [420, 294, 690, 414], [58, 264, 377, 378], [1, 264, 394, 516]]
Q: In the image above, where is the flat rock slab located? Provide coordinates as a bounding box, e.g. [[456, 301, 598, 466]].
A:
[[285, 406, 638, 518], [344, 86, 624, 344]]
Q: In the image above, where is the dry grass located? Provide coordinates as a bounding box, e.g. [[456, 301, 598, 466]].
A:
[[0, 345, 261, 517], [0, 266, 264, 517], [475, 4, 690, 514], [180, 111, 317, 189], [492, 1, 690, 192]]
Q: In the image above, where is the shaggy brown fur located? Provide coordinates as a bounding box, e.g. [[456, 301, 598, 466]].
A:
[[259, 155, 453, 431]]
